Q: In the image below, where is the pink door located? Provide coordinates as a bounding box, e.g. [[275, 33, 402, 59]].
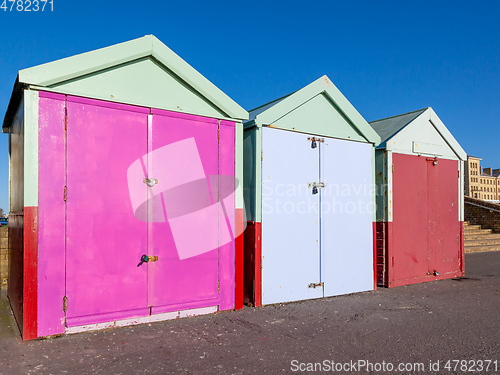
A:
[[148, 110, 220, 312], [65, 99, 150, 326], [65, 99, 235, 326]]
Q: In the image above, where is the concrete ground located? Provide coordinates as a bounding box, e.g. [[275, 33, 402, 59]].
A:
[[0, 252, 499, 375]]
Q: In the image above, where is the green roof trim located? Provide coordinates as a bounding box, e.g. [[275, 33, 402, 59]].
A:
[[3, 35, 247, 131], [247, 75, 381, 145]]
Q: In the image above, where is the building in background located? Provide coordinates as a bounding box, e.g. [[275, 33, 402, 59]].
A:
[[465, 156, 499, 202]]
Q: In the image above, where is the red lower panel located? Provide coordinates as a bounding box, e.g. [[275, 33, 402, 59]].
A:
[[7, 213, 24, 336], [375, 222, 391, 287], [23, 206, 38, 340], [234, 209, 244, 310], [243, 221, 262, 307]]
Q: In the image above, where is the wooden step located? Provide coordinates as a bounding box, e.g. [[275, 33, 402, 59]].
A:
[[465, 238, 500, 246], [464, 228, 493, 235], [465, 244, 500, 253], [464, 224, 482, 230], [464, 233, 500, 241]]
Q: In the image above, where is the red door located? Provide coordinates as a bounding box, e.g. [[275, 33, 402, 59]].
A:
[[391, 154, 459, 286], [392, 154, 429, 283], [427, 158, 460, 275]]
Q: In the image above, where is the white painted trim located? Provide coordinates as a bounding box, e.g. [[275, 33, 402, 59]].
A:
[[371, 147, 376, 222], [386, 148, 459, 162], [459, 160, 464, 221], [387, 151, 393, 223], [235, 122, 244, 210], [24, 90, 39, 207], [65, 306, 218, 335]]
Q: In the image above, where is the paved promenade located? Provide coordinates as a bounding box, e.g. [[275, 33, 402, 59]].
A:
[[0, 252, 499, 374]]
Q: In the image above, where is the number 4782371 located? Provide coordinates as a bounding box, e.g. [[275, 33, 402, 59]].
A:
[[1, 0, 53, 11]]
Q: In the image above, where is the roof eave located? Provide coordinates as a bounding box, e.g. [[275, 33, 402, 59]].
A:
[[2, 76, 23, 133]]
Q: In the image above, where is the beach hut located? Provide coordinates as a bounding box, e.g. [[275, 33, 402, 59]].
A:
[[243, 76, 381, 306], [370, 108, 466, 287], [2, 35, 248, 340]]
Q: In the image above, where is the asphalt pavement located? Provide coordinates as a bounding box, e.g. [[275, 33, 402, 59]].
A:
[[0, 251, 499, 375]]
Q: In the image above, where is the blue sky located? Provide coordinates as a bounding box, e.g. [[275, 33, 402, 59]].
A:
[[0, 0, 499, 212]]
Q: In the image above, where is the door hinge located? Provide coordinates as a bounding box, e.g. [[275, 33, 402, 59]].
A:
[[308, 282, 324, 289], [64, 107, 68, 131], [218, 280, 220, 292], [63, 186, 67, 201], [63, 296, 68, 312], [392, 164, 394, 174]]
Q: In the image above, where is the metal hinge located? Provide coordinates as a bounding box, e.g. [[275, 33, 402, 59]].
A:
[[392, 164, 394, 174], [64, 107, 68, 131], [308, 282, 324, 289], [63, 296, 68, 312], [63, 186, 67, 201], [218, 280, 220, 292]]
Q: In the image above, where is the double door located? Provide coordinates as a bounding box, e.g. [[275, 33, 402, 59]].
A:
[[261, 128, 374, 305], [391, 153, 460, 284], [64, 100, 234, 326]]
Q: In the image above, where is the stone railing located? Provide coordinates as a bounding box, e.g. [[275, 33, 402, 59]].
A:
[[464, 196, 500, 233]]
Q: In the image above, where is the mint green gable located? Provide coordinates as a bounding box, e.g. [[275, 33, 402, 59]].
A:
[[49, 57, 225, 119], [4, 35, 248, 127], [248, 75, 381, 144], [269, 92, 365, 142]]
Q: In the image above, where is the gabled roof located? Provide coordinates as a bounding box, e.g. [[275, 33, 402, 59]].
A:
[[246, 75, 381, 145], [370, 107, 467, 161], [3, 35, 247, 131], [369, 108, 427, 144]]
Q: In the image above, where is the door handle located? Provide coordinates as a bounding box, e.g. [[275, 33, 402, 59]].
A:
[[137, 254, 159, 267]]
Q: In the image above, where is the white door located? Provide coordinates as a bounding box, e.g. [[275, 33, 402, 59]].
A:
[[261, 128, 322, 304], [321, 138, 374, 296]]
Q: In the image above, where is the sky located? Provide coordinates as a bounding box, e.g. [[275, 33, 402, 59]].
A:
[[0, 0, 499, 212]]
